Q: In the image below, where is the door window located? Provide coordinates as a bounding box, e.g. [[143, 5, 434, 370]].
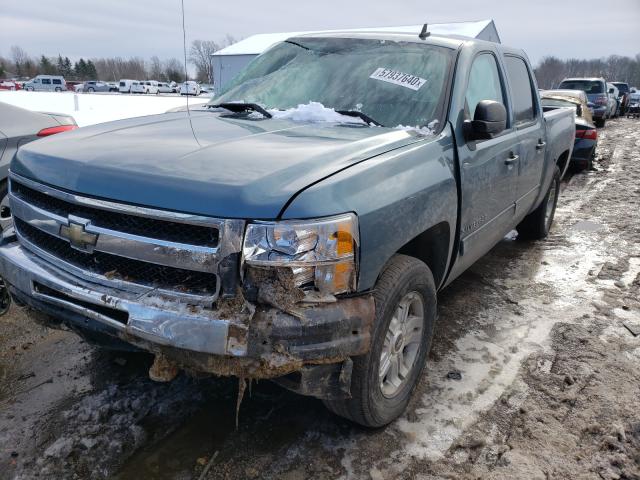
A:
[[42, 78, 51, 85], [466, 54, 505, 119], [504, 56, 537, 126], [53, 79, 61, 85]]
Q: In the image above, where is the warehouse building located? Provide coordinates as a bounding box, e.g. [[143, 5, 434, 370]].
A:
[[212, 20, 500, 90]]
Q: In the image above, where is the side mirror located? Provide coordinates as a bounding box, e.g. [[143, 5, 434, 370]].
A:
[[464, 100, 507, 141], [608, 88, 614, 94]]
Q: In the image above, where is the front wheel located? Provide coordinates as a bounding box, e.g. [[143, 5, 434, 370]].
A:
[[517, 166, 560, 240], [324, 255, 436, 427]]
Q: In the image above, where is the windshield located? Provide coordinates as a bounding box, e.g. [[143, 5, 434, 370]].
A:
[[612, 83, 629, 94], [211, 37, 454, 127], [559, 80, 604, 94]]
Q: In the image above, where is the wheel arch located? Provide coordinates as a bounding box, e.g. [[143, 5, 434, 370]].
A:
[[393, 221, 451, 290]]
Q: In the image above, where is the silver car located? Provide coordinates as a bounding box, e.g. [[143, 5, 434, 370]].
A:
[[22, 75, 66, 92], [83, 81, 117, 93]]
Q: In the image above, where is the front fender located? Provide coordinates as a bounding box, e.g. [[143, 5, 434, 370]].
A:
[[281, 128, 458, 292]]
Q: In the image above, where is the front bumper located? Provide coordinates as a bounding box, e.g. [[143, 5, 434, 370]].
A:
[[0, 241, 374, 379]]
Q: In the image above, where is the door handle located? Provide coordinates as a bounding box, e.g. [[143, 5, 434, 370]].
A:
[[536, 141, 546, 150], [505, 153, 519, 165]]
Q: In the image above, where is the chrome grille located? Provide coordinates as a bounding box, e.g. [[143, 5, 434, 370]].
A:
[[9, 173, 245, 301]]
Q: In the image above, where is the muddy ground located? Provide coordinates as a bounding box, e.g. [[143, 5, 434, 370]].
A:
[[1, 118, 639, 480]]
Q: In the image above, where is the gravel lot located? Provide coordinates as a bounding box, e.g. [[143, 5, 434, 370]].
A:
[[0, 118, 639, 480]]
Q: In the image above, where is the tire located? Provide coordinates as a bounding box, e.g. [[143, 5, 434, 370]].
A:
[[88, 87, 95, 93], [323, 254, 437, 427], [517, 166, 560, 240], [55, 87, 61, 92], [595, 118, 605, 128]]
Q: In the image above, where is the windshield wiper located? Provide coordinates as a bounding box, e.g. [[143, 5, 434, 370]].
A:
[[211, 102, 272, 119], [336, 110, 384, 127]]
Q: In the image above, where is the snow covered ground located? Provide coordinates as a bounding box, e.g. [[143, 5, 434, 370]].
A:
[[0, 91, 209, 127]]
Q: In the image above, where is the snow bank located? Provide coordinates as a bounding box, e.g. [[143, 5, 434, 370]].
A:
[[0, 91, 208, 127]]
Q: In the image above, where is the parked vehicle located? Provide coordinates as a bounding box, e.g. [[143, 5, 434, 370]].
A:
[[144, 81, 160, 94], [0, 102, 76, 233], [611, 82, 631, 115], [199, 83, 215, 95], [169, 81, 179, 93], [0, 32, 575, 427], [22, 75, 66, 92], [0, 81, 20, 91], [627, 92, 640, 118], [83, 81, 116, 93], [558, 78, 608, 127], [606, 83, 620, 117], [179, 80, 200, 96], [118, 79, 136, 93], [130, 81, 146, 94], [540, 90, 597, 171], [157, 82, 173, 94]]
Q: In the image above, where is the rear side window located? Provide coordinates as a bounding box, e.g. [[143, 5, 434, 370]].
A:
[[42, 78, 51, 85], [559, 80, 604, 94], [52, 79, 61, 85], [466, 53, 505, 119], [504, 56, 536, 126]]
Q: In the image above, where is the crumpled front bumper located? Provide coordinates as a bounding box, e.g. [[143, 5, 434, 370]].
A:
[[0, 241, 375, 379]]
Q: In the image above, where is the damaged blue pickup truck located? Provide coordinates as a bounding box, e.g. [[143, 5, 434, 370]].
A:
[[0, 31, 574, 427]]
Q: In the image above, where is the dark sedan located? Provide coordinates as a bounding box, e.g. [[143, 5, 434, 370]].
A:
[[541, 90, 597, 171]]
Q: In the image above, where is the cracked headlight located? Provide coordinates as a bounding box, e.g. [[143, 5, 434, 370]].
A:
[[242, 213, 358, 294]]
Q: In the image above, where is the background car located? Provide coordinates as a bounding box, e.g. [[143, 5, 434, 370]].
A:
[[144, 80, 160, 94], [199, 83, 215, 95], [0, 81, 20, 91], [130, 80, 145, 93], [540, 89, 597, 171], [0, 102, 77, 232], [606, 83, 619, 117], [82, 81, 116, 93], [118, 79, 136, 93], [157, 82, 173, 93], [558, 77, 608, 127], [611, 82, 630, 115], [179, 81, 200, 96], [627, 91, 640, 118], [22, 75, 66, 92]]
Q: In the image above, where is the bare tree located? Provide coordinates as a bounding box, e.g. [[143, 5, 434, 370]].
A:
[[148, 55, 163, 80], [163, 58, 184, 82], [189, 40, 218, 83], [10, 45, 29, 78]]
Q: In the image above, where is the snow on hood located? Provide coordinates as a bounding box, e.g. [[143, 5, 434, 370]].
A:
[[261, 102, 367, 124]]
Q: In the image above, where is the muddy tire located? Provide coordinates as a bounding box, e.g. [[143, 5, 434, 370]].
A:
[[517, 166, 560, 240], [323, 255, 436, 427]]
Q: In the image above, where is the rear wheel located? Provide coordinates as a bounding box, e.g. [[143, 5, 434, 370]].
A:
[[87, 87, 95, 93], [517, 166, 560, 240], [323, 254, 436, 427]]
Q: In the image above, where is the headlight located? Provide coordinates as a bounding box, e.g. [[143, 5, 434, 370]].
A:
[[242, 213, 358, 294]]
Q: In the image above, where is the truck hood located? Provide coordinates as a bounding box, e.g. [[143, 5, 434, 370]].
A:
[[13, 111, 422, 218]]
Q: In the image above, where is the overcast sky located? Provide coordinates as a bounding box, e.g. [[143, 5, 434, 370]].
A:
[[1, 0, 639, 66]]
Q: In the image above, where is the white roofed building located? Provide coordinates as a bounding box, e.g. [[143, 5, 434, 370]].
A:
[[212, 20, 500, 90]]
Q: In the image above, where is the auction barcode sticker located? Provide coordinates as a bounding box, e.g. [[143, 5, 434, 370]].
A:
[[369, 68, 427, 91]]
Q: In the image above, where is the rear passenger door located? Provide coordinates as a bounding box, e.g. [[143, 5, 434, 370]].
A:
[[455, 52, 519, 271], [503, 55, 545, 217]]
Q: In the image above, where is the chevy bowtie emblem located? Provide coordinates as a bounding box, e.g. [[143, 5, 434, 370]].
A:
[[60, 220, 98, 252]]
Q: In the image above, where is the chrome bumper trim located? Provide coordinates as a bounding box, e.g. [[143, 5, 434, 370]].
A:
[[0, 241, 243, 356]]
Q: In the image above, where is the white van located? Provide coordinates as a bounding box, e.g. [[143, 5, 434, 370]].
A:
[[23, 75, 66, 92], [118, 79, 136, 93]]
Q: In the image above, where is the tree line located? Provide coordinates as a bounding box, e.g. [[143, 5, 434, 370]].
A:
[[3, 42, 637, 89], [0, 36, 236, 84], [534, 54, 640, 89]]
